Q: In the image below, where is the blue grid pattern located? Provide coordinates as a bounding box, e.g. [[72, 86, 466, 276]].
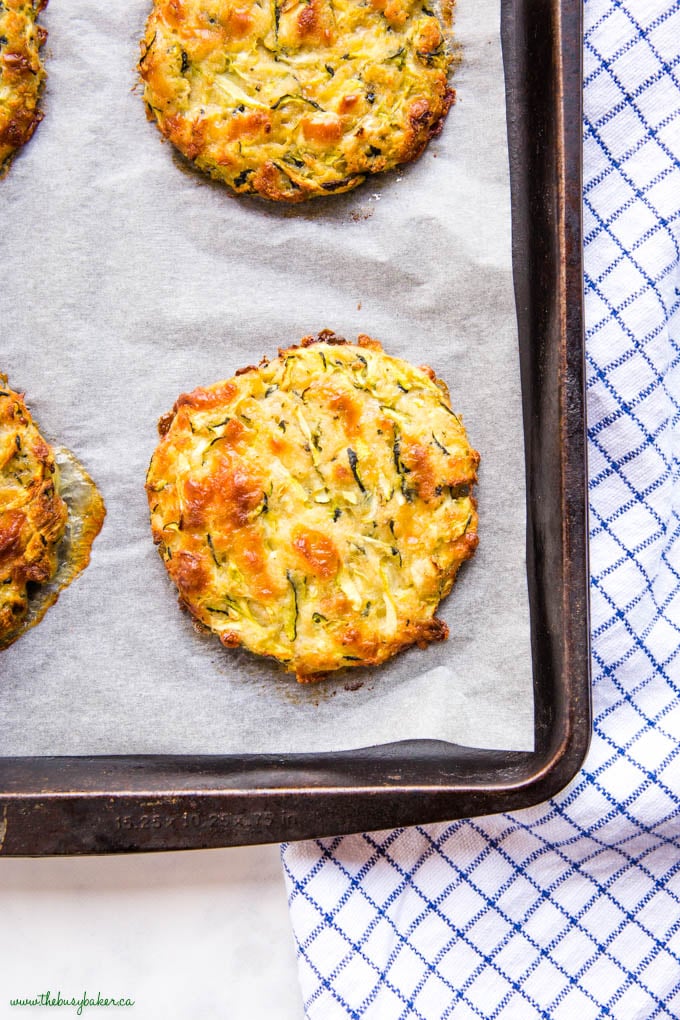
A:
[[281, 1, 680, 1015]]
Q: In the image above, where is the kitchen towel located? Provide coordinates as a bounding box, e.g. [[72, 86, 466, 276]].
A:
[[281, 0, 680, 1016]]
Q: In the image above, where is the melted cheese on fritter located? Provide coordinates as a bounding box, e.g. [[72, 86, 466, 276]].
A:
[[139, 0, 455, 201], [0, 378, 68, 645], [147, 333, 479, 681], [0, 0, 47, 173]]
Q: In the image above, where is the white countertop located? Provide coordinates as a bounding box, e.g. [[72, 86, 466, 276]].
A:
[[0, 844, 303, 1019]]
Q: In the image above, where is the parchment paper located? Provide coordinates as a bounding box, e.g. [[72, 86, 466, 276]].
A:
[[0, 0, 534, 754]]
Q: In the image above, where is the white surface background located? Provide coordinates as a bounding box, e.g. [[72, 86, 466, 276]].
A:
[[0, 845, 302, 1019]]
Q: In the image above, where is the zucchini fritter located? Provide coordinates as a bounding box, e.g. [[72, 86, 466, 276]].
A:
[[0, 0, 47, 174], [0, 378, 67, 645], [0, 379, 106, 649], [139, 0, 455, 201], [147, 332, 479, 681]]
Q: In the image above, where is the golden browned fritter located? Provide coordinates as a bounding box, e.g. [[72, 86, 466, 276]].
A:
[[0, 378, 106, 649], [139, 0, 455, 201], [0, 0, 48, 174], [146, 332, 479, 681], [0, 377, 67, 644]]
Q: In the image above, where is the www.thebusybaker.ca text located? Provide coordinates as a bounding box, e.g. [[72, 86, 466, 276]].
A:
[[9, 991, 135, 1015]]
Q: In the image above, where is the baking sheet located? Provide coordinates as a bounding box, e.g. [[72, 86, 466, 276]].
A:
[[0, 0, 533, 755]]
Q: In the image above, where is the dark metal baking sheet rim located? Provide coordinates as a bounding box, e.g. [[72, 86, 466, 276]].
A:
[[0, 0, 590, 855]]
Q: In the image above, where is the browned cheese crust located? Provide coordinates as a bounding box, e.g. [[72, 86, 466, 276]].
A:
[[146, 332, 479, 681], [139, 0, 455, 201], [0, 0, 47, 173], [0, 377, 67, 644]]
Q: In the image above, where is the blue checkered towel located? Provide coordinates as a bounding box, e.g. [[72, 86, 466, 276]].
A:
[[281, 1, 680, 1015]]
